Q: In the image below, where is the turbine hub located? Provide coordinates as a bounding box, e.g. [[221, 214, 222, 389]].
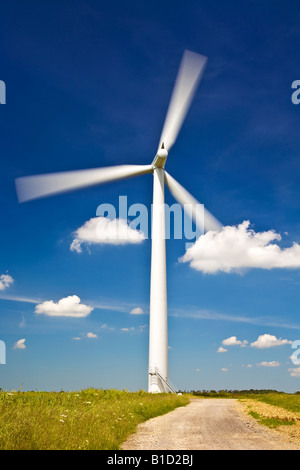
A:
[[152, 144, 168, 168], [157, 148, 168, 159]]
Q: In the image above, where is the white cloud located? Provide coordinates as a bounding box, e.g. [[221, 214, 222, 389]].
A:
[[173, 307, 300, 330], [86, 332, 98, 338], [130, 307, 144, 315], [222, 336, 248, 347], [70, 217, 145, 253], [35, 295, 93, 318], [250, 334, 292, 349], [257, 361, 280, 367], [101, 324, 115, 331], [180, 220, 300, 274], [13, 339, 26, 349], [0, 294, 40, 304], [217, 347, 227, 353], [72, 337, 81, 341], [138, 324, 147, 332], [120, 327, 135, 332], [288, 367, 300, 377], [0, 274, 14, 291], [221, 368, 228, 372]]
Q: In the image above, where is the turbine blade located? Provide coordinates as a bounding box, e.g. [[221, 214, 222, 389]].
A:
[[164, 171, 222, 233], [16, 164, 153, 203], [158, 50, 207, 152]]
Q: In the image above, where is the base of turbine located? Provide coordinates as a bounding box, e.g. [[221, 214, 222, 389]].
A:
[[148, 369, 170, 393]]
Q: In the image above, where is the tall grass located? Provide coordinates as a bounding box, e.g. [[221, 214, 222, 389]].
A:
[[0, 389, 189, 450]]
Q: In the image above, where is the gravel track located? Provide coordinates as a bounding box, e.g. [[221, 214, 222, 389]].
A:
[[121, 399, 300, 450]]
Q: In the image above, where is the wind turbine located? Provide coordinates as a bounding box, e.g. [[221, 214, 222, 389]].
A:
[[15, 50, 221, 393]]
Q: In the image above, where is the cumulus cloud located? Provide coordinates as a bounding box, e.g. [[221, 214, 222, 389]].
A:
[[180, 220, 300, 274], [13, 339, 26, 349], [0, 274, 14, 291], [130, 307, 144, 315], [250, 334, 292, 349], [289, 367, 300, 377], [35, 295, 93, 318], [70, 217, 145, 253], [222, 336, 248, 347], [217, 347, 227, 353], [86, 332, 98, 338], [257, 361, 280, 367]]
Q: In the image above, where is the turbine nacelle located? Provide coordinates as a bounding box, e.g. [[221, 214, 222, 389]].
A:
[[152, 144, 168, 169]]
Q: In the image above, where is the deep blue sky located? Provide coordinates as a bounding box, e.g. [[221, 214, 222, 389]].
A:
[[1, 0, 300, 391]]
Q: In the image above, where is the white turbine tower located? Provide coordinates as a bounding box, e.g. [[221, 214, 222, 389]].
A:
[[15, 50, 221, 393]]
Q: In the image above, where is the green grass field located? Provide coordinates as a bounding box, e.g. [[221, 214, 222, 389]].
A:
[[0, 389, 189, 450], [2, 388, 300, 449], [253, 393, 300, 413]]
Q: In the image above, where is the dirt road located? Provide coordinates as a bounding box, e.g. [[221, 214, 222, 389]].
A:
[[121, 399, 300, 450]]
